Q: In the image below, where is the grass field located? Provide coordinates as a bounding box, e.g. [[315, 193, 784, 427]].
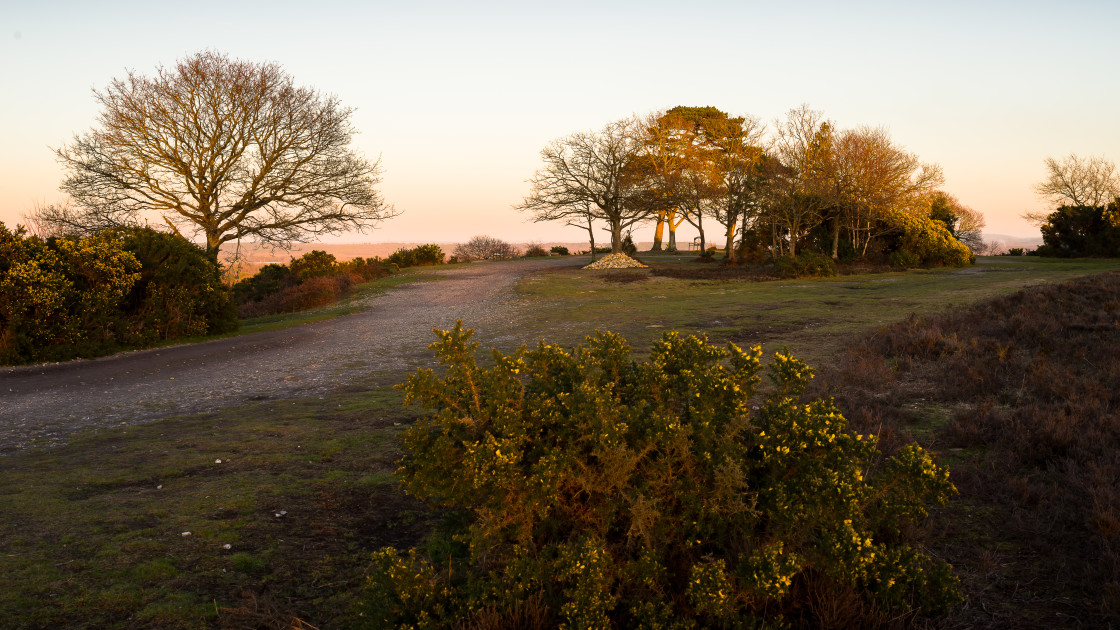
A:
[[3, 255, 1120, 628], [517, 254, 1120, 366]]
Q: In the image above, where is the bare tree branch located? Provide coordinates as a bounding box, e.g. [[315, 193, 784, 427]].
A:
[[55, 50, 397, 258], [516, 117, 647, 254], [1033, 153, 1119, 209]]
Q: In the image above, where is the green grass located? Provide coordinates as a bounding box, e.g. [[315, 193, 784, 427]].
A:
[[5, 254, 1120, 628], [0, 383, 430, 629], [516, 254, 1120, 366]]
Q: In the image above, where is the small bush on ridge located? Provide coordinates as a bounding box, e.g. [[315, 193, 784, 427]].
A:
[[366, 324, 960, 627], [522, 242, 548, 257], [454, 235, 519, 261], [288, 250, 338, 281], [387, 244, 445, 267], [233, 251, 397, 318], [550, 245, 570, 256]]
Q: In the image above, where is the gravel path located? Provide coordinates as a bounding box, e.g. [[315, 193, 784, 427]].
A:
[[0, 257, 579, 453]]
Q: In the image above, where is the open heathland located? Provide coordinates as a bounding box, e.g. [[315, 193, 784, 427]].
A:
[[2, 254, 1120, 628]]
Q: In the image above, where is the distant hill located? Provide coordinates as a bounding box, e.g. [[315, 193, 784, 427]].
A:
[[983, 233, 1043, 253], [220, 241, 604, 264]]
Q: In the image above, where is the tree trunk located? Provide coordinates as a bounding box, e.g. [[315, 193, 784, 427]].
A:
[[737, 208, 751, 260], [830, 214, 841, 260], [610, 220, 623, 254], [650, 212, 666, 251], [586, 216, 596, 262], [724, 223, 737, 263], [205, 231, 222, 261], [667, 227, 678, 251]]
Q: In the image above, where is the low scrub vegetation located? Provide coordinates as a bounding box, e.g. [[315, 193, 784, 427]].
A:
[[386, 243, 445, 268], [233, 244, 443, 318], [1, 223, 236, 365], [820, 271, 1120, 627], [773, 252, 839, 278], [366, 324, 959, 628], [522, 242, 549, 257]]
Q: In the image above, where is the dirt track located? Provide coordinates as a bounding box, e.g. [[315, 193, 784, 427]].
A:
[[0, 257, 579, 453]]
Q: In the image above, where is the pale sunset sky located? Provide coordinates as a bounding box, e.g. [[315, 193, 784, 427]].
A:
[[2, 0, 1117, 244]]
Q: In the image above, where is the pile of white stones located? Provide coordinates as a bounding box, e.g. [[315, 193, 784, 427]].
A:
[[583, 253, 649, 270]]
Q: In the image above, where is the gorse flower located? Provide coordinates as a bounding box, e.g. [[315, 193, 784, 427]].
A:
[[365, 323, 961, 627]]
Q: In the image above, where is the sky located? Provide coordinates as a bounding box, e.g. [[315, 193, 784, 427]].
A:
[[2, 0, 1118, 245]]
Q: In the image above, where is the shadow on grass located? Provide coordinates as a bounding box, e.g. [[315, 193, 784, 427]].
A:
[[0, 384, 432, 629]]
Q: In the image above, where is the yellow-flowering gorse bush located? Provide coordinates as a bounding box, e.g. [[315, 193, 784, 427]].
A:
[[366, 324, 960, 628], [0, 223, 235, 364], [889, 212, 975, 268], [1, 223, 139, 362]]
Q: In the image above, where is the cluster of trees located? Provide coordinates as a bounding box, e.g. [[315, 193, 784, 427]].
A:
[[1029, 153, 1120, 258], [1, 224, 237, 365], [519, 106, 981, 267]]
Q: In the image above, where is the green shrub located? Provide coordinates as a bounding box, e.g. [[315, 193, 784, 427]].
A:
[[387, 244, 445, 267], [1003, 247, 1025, 257], [888, 249, 921, 269], [774, 252, 839, 278], [523, 242, 549, 257], [118, 227, 238, 342], [338, 256, 390, 281], [0, 224, 235, 364], [237, 274, 350, 318], [890, 213, 974, 267], [232, 263, 294, 305], [0, 223, 142, 364], [550, 245, 570, 256], [365, 325, 961, 627], [622, 234, 638, 256], [289, 250, 338, 281], [1037, 204, 1120, 257]]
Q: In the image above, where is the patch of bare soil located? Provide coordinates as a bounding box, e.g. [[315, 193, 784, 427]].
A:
[[0, 257, 580, 453]]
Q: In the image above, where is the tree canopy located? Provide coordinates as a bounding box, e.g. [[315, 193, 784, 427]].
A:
[[1034, 154, 1119, 209], [516, 117, 647, 254], [53, 50, 396, 258], [523, 104, 980, 266]]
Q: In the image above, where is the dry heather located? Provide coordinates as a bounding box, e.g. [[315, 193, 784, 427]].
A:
[[817, 271, 1120, 629]]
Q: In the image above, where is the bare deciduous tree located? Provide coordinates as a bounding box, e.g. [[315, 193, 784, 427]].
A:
[[453, 235, 518, 261], [769, 105, 834, 256], [54, 50, 396, 258], [834, 126, 943, 257], [517, 117, 647, 254], [1033, 154, 1119, 211], [21, 200, 120, 238]]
